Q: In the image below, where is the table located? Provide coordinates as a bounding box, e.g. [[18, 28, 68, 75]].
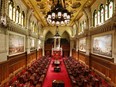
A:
[[52, 80, 64, 87], [54, 66, 61, 72]]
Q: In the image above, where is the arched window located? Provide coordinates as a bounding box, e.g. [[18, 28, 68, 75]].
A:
[[98, 10, 100, 25], [13, 7, 15, 21], [105, 4, 108, 20], [30, 22, 32, 28], [93, 10, 97, 27], [8, 0, 13, 20], [19, 12, 21, 24], [109, 0, 113, 18], [32, 22, 35, 32], [16, 6, 20, 23], [82, 21, 84, 32], [84, 20, 86, 29], [21, 11, 25, 26], [100, 5, 104, 23], [34, 24, 36, 33]]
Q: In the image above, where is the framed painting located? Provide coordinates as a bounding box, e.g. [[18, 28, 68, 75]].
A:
[[8, 32, 25, 56], [92, 34, 112, 57], [79, 37, 86, 52]]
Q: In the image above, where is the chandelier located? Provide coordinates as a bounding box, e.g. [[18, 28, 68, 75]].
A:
[[46, 0, 71, 26]]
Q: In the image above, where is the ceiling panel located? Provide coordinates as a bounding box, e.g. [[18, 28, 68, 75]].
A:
[[22, 0, 95, 27]]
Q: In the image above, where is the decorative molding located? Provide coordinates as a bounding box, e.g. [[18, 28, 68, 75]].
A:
[[8, 18, 28, 35], [90, 19, 115, 35]]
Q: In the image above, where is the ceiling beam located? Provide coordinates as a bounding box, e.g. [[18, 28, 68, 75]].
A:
[[28, 0, 46, 26]]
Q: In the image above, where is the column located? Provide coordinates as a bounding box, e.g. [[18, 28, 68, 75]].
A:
[[70, 39, 74, 56], [76, 39, 79, 60], [27, 36, 30, 54], [86, 34, 91, 56], [113, 30, 116, 63], [42, 39, 45, 56], [58, 38, 60, 48], [54, 38, 56, 48]]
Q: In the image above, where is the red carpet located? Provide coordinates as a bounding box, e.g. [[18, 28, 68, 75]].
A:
[[42, 58, 72, 87]]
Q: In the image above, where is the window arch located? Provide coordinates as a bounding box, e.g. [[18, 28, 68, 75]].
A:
[[82, 21, 84, 32], [100, 4, 104, 24], [32, 22, 35, 32], [16, 6, 20, 23], [21, 11, 25, 26], [93, 10, 97, 27], [19, 12, 21, 24], [108, 0, 114, 18], [84, 20, 86, 29], [13, 7, 15, 21], [98, 10, 100, 25], [34, 24, 36, 33], [8, 0, 13, 20], [105, 4, 108, 20]]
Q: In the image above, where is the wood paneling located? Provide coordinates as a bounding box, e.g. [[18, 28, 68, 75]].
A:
[[0, 50, 42, 85], [45, 44, 52, 50], [0, 53, 27, 85], [45, 50, 51, 57], [8, 53, 27, 74], [37, 49, 42, 59], [0, 61, 9, 85], [27, 51, 37, 65], [90, 54, 116, 85], [63, 51, 70, 57], [72, 51, 116, 85], [62, 44, 70, 57], [72, 49, 77, 59]]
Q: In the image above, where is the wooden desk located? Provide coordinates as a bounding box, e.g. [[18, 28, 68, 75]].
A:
[[52, 80, 64, 87], [54, 66, 61, 72]]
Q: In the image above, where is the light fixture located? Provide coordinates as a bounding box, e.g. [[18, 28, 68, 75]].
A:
[[46, 0, 71, 26], [54, 26, 61, 38]]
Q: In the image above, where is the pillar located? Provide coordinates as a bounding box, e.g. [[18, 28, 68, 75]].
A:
[[113, 30, 116, 63], [42, 39, 45, 56], [58, 38, 60, 48], [54, 38, 56, 48], [27, 36, 30, 54], [86, 34, 91, 56], [70, 39, 74, 56]]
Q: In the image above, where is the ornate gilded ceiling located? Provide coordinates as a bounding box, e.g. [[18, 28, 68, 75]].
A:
[[22, 0, 94, 27]]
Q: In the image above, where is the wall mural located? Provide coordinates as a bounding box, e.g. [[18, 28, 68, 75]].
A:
[[9, 33, 25, 56], [79, 37, 86, 52], [93, 34, 112, 57]]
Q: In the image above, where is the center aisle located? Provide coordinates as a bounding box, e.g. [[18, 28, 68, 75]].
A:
[[42, 57, 72, 87]]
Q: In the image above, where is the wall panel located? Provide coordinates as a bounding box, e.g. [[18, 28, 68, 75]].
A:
[[0, 51, 41, 85]]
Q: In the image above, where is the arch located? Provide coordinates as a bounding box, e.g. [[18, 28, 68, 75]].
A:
[[100, 4, 104, 23], [21, 11, 25, 26], [93, 10, 97, 27], [15, 6, 20, 23], [61, 30, 70, 41], [8, 0, 13, 20], [45, 31, 54, 41], [108, 0, 114, 18]]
